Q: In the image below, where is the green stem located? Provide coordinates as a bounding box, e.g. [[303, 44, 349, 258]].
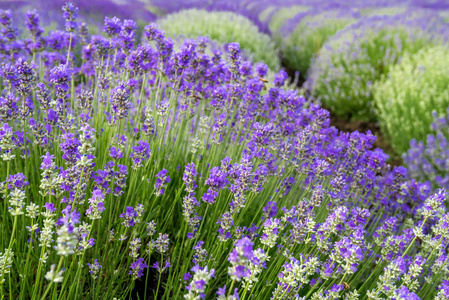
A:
[[41, 256, 64, 300], [66, 33, 72, 65], [154, 254, 163, 299]]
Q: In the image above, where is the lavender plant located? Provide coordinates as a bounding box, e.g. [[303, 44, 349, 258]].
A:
[[306, 12, 448, 121], [374, 45, 449, 154], [404, 108, 449, 191], [1, 3, 449, 300], [281, 9, 358, 78], [157, 9, 280, 71], [263, 4, 310, 38]]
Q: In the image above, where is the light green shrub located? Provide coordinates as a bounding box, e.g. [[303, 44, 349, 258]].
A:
[[374, 45, 449, 154], [158, 9, 281, 70], [307, 13, 446, 121]]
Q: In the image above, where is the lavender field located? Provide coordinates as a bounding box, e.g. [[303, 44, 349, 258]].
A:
[[1, 0, 449, 299]]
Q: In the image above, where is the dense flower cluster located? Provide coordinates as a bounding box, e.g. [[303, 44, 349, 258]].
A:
[[0, 2, 449, 300]]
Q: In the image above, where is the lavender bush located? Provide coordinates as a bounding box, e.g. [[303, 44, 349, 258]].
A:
[[263, 5, 310, 39], [157, 9, 280, 71], [2, 3, 449, 300], [306, 12, 448, 121], [404, 108, 449, 191], [374, 45, 449, 154], [281, 9, 358, 78], [403, 112, 449, 189]]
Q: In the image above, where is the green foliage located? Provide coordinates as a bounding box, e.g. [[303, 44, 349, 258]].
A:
[[258, 6, 277, 23], [360, 6, 409, 17], [158, 9, 281, 70], [267, 5, 310, 43], [374, 45, 449, 154], [307, 13, 445, 121], [282, 10, 357, 78]]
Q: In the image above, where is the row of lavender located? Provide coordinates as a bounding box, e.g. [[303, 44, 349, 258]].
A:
[[1, 2, 449, 300], [254, 1, 449, 194], [137, 0, 449, 192]]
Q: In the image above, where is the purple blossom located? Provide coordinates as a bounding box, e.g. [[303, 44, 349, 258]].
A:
[[129, 258, 148, 280], [202, 166, 228, 204], [119, 206, 138, 227], [86, 189, 106, 220], [87, 259, 102, 279], [62, 2, 78, 32], [228, 237, 254, 281], [110, 82, 131, 120], [44, 202, 56, 213], [49, 64, 71, 93], [130, 141, 150, 169], [155, 169, 170, 196], [25, 10, 43, 39], [144, 23, 161, 41], [152, 260, 170, 273], [104, 16, 122, 38]]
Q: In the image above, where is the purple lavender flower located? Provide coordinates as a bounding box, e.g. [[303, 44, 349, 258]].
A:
[[273, 70, 288, 87], [144, 23, 161, 42], [55, 208, 80, 256], [104, 16, 122, 38], [396, 286, 420, 300], [62, 2, 78, 32], [86, 189, 106, 220], [109, 147, 123, 160], [422, 188, 447, 219], [183, 163, 198, 191], [119, 206, 138, 227], [120, 19, 136, 53], [0, 9, 12, 27], [110, 82, 130, 120], [87, 259, 102, 279], [25, 10, 43, 39], [129, 258, 148, 280], [44, 202, 56, 213], [436, 280, 449, 299], [255, 62, 268, 78], [174, 42, 195, 69], [202, 166, 228, 204], [114, 164, 128, 196], [182, 163, 202, 238], [260, 218, 281, 248], [154, 233, 169, 254], [7, 173, 29, 191], [228, 237, 254, 281], [210, 86, 227, 109], [40, 152, 55, 170], [228, 42, 240, 61], [192, 241, 208, 265], [49, 64, 71, 93], [59, 133, 81, 165], [130, 141, 150, 169], [185, 265, 215, 299], [155, 169, 170, 196], [152, 260, 170, 273], [15, 58, 36, 97]]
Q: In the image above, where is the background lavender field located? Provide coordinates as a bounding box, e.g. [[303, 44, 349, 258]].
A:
[[1, 0, 449, 299]]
